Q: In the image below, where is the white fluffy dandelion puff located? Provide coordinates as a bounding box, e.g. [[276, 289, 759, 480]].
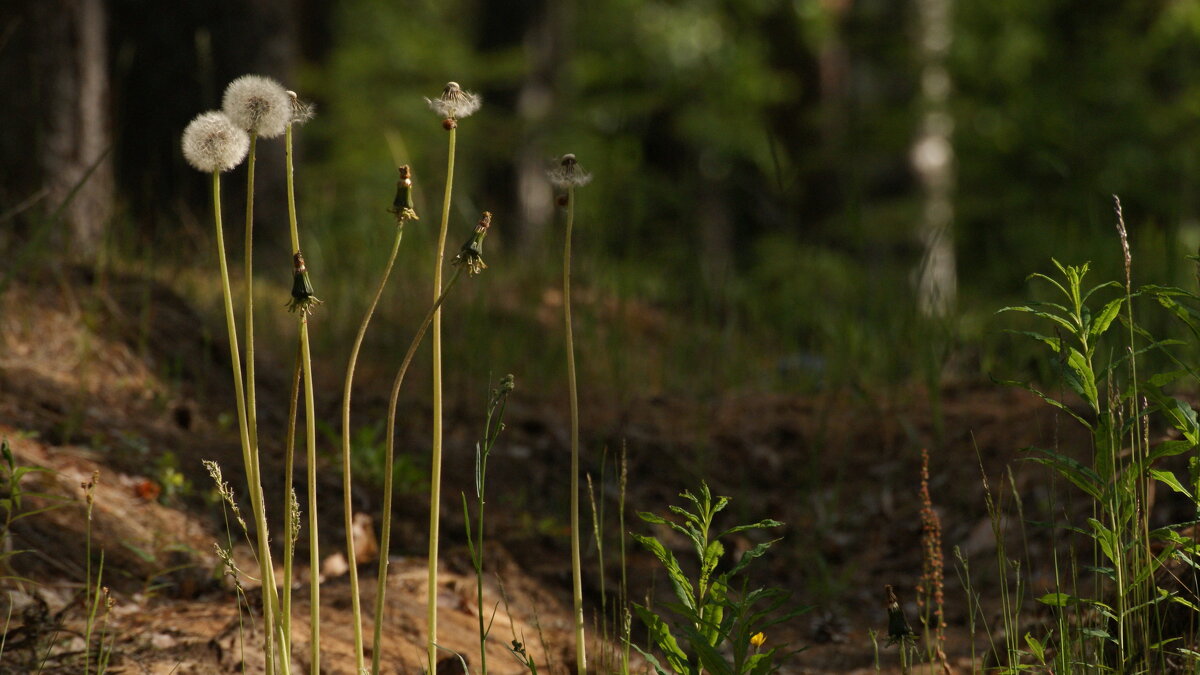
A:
[[287, 90, 316, 126], [426, 81, 482, 120], [181, 111, 250, 173], [222, 74, 291, 138], [548, 154, 592, 188]]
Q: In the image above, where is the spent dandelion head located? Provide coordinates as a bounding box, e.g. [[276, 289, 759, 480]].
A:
[[222, 74, 291, 138], [182, 112, 250, 173], [884, 584, 915, 646], [452, 211, 493, 275], [287, 251, 322, 315], [548, 153, 592, 189], [389, 165, 419, 222], [427, 81, 482, 123], [286, 90, 316, 126]]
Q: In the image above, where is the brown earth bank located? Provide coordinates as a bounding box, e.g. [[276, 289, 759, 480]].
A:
[[0, 269, 1145, 673]]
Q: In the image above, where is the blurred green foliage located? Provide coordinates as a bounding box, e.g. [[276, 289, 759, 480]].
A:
[[234, 0, 1200, 395]]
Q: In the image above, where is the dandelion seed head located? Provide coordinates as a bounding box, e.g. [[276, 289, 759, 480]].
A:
[[426, 81, 482, 120], [182, 111, 250, 173], [548, 153, 592, 188], [286, 90, 316, 126], [222, 74, 291, 138]]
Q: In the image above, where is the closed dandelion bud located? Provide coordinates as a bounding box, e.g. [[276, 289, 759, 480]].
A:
[[223, 74, 291, 138], [181, 112, 250, 173], [389, 165, 419, 221], [548, 153, 592, 189], [452, 211, 493, 275], [426, 81, 481, 122], [287, 251, 323, 315]]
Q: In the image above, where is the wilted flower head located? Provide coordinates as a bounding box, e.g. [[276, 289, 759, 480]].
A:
[[548, 153, 592, 188], [182, 111, 250, 173], [427, 81, 482, 121], [389, 165, 419, 222], [286, 90, 316, 126], [287, 251, 322, 315], [452, 211, 493, 275], [222, 74, 291, 138], [884, 585, 915, 646]]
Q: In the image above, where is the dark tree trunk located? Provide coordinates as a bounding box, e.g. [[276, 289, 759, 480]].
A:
[[1, 0, 115, 262]]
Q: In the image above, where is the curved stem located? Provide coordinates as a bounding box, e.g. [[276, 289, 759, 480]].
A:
[[428, 125, 457, 671], [565, 186, 586, 673], [211, 171, 278, 673], [286, 122, 321, 673], [374, 267, 464, 675], [343, 226, 405, 674]]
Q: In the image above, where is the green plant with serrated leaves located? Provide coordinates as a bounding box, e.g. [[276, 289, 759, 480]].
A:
[[0, 439, 67, 583], [630, 482, 809, 675], [998, 244, 1200, 671]]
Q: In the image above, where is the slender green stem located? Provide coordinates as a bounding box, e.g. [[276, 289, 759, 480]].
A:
[[281, 341, 302, 661], [564, 185, 586, 673], [428, 125, 457, 671], [343, 226, 405, 675], [300, 314, 319, 672], [244, 132, 261, 462], [374, 267, 465, 675], [286, 122, 321, 673], [211, 171, 278, 673]]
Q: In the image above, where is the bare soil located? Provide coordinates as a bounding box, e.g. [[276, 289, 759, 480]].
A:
[[0, 269, 1103, 673]]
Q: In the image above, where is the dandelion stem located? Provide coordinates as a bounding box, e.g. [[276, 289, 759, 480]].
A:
[[211, 170, 279, 673], [281, 340, 301, 661], [565, 184, 586, 673], [286, 121, 321, 673], [428, 125, 457, 671], [374, 267, 465, 675], [343, 224, 405, 675]]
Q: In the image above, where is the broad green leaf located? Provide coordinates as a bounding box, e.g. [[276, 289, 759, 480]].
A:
[[633, 603, 690, 674], [1063, 347, 1098, 410], [1021, 447, 1102, 500], [1089, 296, 1124, 339], [1150, 469, 1193, 500], [632, 533, 696, 611], [1024, 632, 1046, 662], [717, 519, 784, 539], [727, 538, 780, 579], [1037, 593, 1083, 607], [1089, 518, 1118, 565]]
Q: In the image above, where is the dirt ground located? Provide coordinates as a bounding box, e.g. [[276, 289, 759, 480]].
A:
[[0, 270, 1110, 673]]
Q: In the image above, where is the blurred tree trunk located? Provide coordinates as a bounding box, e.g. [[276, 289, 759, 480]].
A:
[[912, 0, 956, 317], [3, 0, 116, 262]]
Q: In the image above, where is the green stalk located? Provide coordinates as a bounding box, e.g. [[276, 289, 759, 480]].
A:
[[211, 170, 278, 672], [373, 267, 465, 675], [281, 341, 301, 661], [286, 122, 322, 673], [564, 185, 586, 673], [428, 125, 457, 670], [342, 225, 405, 675]]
